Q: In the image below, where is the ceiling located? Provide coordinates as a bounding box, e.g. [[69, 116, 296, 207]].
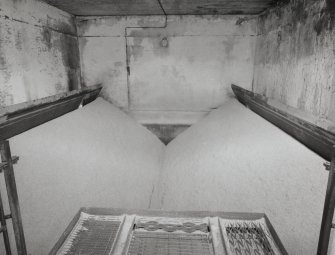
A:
[[43, 0, 282, 16]]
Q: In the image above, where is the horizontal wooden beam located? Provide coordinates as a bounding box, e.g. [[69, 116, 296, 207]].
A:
[[0, 85, 102, 141], [232, 84, 335, 161]]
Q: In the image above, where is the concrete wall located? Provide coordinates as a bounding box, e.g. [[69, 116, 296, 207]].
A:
[[0, 0, 81, 107], [254, 0, 335, 129], [77, 15, 257, 124]]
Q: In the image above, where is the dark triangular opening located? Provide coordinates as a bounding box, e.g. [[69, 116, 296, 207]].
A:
[[143, 124, 191, 145]]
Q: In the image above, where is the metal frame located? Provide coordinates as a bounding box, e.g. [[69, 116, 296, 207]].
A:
[[231, 84, 335, 161], [50, 207, 288, 255], [0, 140, 27, 255], [0, 85, 102, 141], [0, 85, 102, 254], [231, 84, 335, 255], [318, 148, 335, 255]]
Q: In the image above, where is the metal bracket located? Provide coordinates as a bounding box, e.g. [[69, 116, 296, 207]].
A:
[[0, 156, 19, 173], [324, 162, 331, 171], [4, 214, 11, 220]]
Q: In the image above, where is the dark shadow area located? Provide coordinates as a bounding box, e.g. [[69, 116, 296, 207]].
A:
[[144, 124, 190, 145]]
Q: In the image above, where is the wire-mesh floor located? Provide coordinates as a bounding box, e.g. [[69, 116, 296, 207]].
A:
[[220, 218, 281, 255], [226, 224, 275, 255], [57, 213, 122, 255], [52, 210, 286, 255], [127, 231, 214, 255]]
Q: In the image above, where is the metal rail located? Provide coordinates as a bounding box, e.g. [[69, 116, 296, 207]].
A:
[[231, 84, 335, 255], [0, 84, 102, 141], [0, 141, 27, 255], [318, 148, 335, 255]]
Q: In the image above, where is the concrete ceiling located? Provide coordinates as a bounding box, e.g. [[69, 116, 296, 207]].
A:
[[43, 0, 282, 16]]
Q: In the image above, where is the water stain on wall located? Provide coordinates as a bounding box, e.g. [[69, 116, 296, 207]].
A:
[[255, 0, 335, 125], [128, 37, 144, 61], [0, 21, 12, 87], [15, 30, 24, 51], [222, 37, 235, 59], [55, 34, 80, 90], [0, 90, 13, 106], [151, 36, 170, 58], [41, 28, 52, 50], [314, 0, 335, 35]]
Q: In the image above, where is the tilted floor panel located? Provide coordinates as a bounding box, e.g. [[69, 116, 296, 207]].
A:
[[220, 218, 282, 255], [56, 213, 124, 255], [51, 210, 287, 255]]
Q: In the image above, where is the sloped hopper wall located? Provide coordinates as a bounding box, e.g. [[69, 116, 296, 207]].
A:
[[1, 97, 327, 255], [2, 98, 165, 254], [151, 98, 327, 254]]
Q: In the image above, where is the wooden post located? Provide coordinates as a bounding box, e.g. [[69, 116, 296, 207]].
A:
[[0, 141, 27, 255], [0, 184, 11, 254], [317, 146, 335, 255]]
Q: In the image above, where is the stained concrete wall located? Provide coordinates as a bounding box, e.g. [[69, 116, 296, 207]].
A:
[[254, 0, 335, 129], [0, 0, 81, 107], [77, 15, 257, 125]]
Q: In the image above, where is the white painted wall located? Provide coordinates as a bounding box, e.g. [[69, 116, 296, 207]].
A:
[[77, 15, 257, 124], [0, 0, 81, 107]]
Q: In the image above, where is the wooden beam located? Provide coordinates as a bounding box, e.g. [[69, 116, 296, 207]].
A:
[[231, 84, 335, 161], [0, 85, 102, 141]]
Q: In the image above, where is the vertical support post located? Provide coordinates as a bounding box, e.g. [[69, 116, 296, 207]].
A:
[[318, 146, 335, 255], [0, 185, 11, 254], [0, 141, 27, 255]]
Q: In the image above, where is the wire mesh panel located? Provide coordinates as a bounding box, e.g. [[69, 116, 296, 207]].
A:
[[56, 213, 124, 255], [127, 231, 213, 255], [51, 210, 287, 255], [127, 216, 214, 255], [220, 218, 283, 255]]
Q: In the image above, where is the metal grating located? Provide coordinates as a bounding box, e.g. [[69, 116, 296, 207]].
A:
[[220, 218, 282, 255], [127, 231, 213, 255], [57, 213, 123, 255], [226, 223, 275, 255], [136, 220, 209, 233]]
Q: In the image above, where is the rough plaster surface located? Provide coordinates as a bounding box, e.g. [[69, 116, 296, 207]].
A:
[[151, 99, 327, 255], [254, 0, 335, 124], [0, 0, 81, 107], [77, 15, 257, 125], [1, 98, 164, 254]]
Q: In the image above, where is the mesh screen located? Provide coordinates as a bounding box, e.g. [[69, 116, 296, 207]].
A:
[[224, 222, 277, 255], [57, 214, 122, 255], [127, 231, 213, 255]]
